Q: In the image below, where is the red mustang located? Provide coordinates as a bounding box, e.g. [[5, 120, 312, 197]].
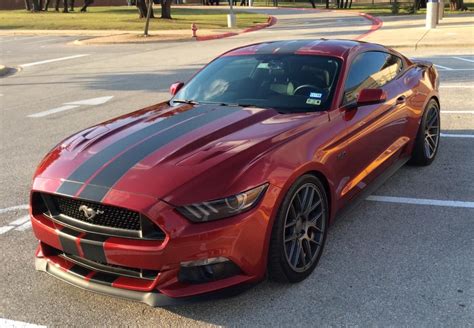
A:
[[30, 40, 440, 306]]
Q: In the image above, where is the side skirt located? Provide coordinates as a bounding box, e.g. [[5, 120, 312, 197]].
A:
[[333, 156, 409, 223]]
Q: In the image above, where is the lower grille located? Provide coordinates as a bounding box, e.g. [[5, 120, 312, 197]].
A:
[[32, 192, 165, 240], [59, 252, 159, 280]]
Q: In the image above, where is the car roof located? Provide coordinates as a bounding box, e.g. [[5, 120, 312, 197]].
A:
[[223, 39, 388, 59]]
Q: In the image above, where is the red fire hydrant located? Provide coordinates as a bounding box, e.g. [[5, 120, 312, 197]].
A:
[[191, 23, 198, 38]]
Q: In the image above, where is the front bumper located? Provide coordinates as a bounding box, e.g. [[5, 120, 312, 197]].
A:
[[31, 183, 281, 305]]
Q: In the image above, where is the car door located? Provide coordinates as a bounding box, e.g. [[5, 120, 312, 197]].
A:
[[334, 51, 408, 205]]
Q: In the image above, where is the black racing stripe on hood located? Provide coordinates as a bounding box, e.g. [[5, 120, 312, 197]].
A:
[[78, 106, 240, 202], [255, 40, 313, 54], [56, 105, 211, 196]]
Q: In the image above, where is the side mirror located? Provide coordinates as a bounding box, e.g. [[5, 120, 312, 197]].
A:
[[169, 82, 184, 96], [356, 88, 387, 107]]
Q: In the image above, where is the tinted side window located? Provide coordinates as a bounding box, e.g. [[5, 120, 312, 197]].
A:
[[343, 52, 402, 104]]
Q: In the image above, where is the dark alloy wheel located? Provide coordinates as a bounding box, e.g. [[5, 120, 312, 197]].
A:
[[268, 175, 328, 283], [423, 105, 440, 159], [409, 99, 441, 166]]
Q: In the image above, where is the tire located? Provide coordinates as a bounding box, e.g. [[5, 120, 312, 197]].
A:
[[268, 174, 329, 283], [408, 99, 441, 166]]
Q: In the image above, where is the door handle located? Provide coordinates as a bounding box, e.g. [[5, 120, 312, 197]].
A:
[[396, 96, 407, 105]]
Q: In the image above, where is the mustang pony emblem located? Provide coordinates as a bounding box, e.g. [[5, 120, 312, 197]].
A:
[[78, 205, 104, 221]]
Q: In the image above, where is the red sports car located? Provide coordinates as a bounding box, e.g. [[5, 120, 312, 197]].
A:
[[30, 39, 440, 306]]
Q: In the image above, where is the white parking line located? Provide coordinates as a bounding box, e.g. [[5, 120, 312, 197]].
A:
[[367, 196, 474, 208], [0, 318, 46, 328], [20, 54, 89, 68], [435, 64, 453, 70], [441, 133, 474, 138], [27, 105, 80, 118], [0, 204, 28, 214], [453, 56, 474, 63], [440, 85, 474, 88], [0, 215, 32, 235], [440, 111, 474, 114]]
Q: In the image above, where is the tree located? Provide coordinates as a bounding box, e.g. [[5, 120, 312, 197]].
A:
[[325, 0, 329, 9], [161, 0, 173, 19], [450, 0, 465, 10], [136, 0, 153, 18], [144, 0, 153, 35]]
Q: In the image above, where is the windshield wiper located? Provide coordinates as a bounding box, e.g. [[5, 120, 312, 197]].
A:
[[171, 99, 199, 105]]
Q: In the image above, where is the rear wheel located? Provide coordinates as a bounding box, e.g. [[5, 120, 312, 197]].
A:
[[409, 99, 440, 166], [268, 175, 328, 283]]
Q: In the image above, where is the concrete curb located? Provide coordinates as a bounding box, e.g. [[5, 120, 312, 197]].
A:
[[274, 7, 383, 40], [196, 15, 277, 41], [355, 13, 383, 40]]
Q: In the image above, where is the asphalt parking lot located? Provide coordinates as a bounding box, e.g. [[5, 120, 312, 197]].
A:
[[0, 11, 473, 326]]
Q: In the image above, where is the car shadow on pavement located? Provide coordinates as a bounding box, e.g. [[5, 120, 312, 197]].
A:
[[164, 135, 473, 325], [71, 66, 203, 92]]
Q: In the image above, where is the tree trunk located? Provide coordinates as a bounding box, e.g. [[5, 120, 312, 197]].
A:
[[325, 0, 329, 9], [24, 0, 31, 10], [136, 0, 153, 18], [161, 0, 173, 19], [348, 0, 352, 8], [449, 0, 464, 10], [144, 0, 153, 35]]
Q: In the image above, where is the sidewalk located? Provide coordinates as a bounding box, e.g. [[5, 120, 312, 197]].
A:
[[363, 13, 474, 50]]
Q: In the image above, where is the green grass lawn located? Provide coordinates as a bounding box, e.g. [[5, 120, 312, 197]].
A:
[[0, 6, 269, 30], [252, 1, 473, 16]]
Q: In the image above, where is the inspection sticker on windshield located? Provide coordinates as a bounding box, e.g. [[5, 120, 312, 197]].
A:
[[306, 98, 321, 105], [310, 92, 322, 98]]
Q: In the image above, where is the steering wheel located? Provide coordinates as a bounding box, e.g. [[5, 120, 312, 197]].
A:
[[293, 84, 320, 96]]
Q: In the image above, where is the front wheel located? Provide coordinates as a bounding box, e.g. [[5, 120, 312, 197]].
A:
[[408, 99, 440, 166], [268, 175, 329, 283]]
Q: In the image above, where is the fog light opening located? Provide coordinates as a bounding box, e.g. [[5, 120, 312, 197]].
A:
[[178, 257, 241, 284]]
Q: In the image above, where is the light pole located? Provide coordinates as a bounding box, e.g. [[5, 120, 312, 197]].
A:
[[426, 0, 439, 29], [228, 0, 236, 28]]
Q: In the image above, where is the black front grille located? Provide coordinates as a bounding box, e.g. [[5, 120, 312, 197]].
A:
[[33, 192, 165, 240], [53, 195, 140, 231], [59, 252, 159, 280]]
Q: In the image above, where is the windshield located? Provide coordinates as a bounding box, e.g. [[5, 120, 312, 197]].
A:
[[172, 54, 341, 113]]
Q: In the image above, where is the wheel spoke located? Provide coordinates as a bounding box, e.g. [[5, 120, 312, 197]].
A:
[[285, 220, 297, 229], [285, 233, 298, 243], [309, 211, 323, 225], [300, 240, 307, 267], [302, 239, 312, 260], [289, 204, 298, 220], [292, 240, 302, 267], [288, 239, 297, 260], [308, 238, 321, 246], [307, 199, 321, 215]]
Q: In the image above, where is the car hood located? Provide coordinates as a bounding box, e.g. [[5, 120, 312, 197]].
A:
[[35, 102, 324, 205]]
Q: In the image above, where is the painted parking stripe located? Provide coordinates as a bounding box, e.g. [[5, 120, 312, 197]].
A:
[[27, 105, 80, 118], [440, 85, 474, 88], [0, 215, 32, 235], [452, 56, 474, 63], [20, 54, 89, 68], [440, 111, 474, 114], [434, 64, 453, 70], [0, 318, 46, 327], [0, 204, 28, 214], [367, 196, 474, 208], [440, 133, 474, 138]]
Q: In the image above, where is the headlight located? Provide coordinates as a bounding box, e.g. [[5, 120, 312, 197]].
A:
[[177, 184, 268, 222]]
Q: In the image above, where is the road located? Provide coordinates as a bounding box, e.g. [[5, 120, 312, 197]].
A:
[[0, 8, 473, 327]]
